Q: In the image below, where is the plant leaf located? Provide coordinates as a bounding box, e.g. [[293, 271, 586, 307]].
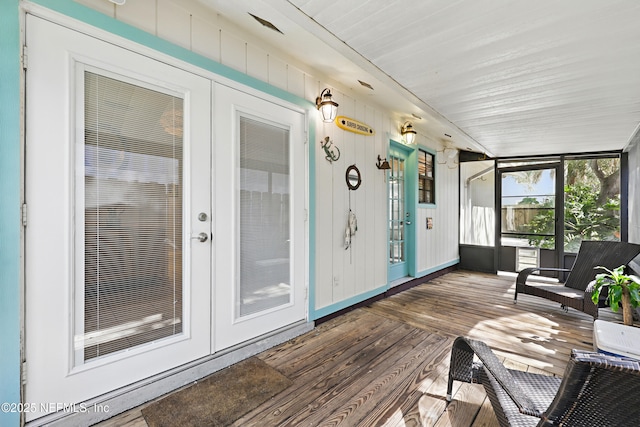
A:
[[595, 265, 615, 277]]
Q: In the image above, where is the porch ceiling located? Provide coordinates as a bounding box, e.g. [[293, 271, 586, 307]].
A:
[[198, 0, 640, 158]]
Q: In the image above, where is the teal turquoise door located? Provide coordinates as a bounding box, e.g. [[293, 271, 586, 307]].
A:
[[388, 142, 415, 282]]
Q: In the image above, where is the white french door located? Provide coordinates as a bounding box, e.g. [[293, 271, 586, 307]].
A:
[[25, 14, 308, 423], [212, 84, 307, 351], [25, 16, 211, 421]]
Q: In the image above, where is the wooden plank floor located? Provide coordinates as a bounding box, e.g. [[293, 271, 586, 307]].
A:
[[96, 270, 620, 427]]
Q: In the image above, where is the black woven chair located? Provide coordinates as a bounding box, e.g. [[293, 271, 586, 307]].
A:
[[514, 240, 640, 318], [447, 336, 640, 426]]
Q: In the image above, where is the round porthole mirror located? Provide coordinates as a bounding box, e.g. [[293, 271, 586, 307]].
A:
[[346, 164, 361, 190]]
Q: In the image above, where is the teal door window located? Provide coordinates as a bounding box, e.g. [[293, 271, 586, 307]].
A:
[[388, 142, 415, 282]]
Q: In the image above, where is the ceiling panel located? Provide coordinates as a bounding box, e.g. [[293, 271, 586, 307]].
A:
[[287, 0, 640, 157], [202, 0, 640, 157]]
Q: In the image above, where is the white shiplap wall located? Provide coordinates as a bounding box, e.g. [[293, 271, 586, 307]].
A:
[[315, 93, 390, 309], [74, 0, 459, 314], [416, 141, 460, 274]]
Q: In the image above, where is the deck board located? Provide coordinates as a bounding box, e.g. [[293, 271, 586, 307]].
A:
[[235, 319, 418, 426], [95, 270, 620, 427]]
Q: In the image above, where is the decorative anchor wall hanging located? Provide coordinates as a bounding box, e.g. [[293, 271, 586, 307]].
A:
[[320, 136, 340, 163]]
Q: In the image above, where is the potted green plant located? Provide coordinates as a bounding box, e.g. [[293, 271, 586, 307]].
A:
[[591, 265, 640, 326]]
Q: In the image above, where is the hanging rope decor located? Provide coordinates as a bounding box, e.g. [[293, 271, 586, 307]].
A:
[[344, 206, 358, 250], [344, 164, 360, 261], [345, 189, 358, 268]]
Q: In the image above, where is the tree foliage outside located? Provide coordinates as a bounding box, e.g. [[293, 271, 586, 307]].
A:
[[521, 158, 620, 252], [521, 197, 554, 249], [563, 182, 620, 252]]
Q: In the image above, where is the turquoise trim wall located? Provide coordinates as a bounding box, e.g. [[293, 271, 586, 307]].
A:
[[0, 0, 21, 425], [416, 259, 460, 278], [311, 284, 388, 320], [30, 0, 308, 110], [310, 258, 459, 320]]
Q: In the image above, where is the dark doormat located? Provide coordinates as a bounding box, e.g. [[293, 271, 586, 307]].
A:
[[142, 357, 292, 427]]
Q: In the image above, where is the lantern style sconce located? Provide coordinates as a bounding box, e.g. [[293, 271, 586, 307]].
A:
[[316, 88, 339, 123], [401, 121, 417, 144], [376, 155, 391, 170]]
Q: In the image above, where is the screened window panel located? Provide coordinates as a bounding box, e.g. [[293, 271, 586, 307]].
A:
[[563, 157, 621, 252], [79, 71, 183, 363], [238, 116, 291, 317], [459, 161, 495, 246], [500, 169, 556, 250]]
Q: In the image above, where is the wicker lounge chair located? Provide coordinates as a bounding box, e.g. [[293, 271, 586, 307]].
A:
[[447, 336, 640, 426], [514, 240, 640, 318]]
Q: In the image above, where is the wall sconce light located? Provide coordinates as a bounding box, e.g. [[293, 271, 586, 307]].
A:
[[401, 121, 417, 144], [376, 155, 391, 170], [316, 88, 339, 123]]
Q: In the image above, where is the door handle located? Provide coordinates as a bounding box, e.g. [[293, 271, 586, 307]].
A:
[[405, 221, 412, 225], [191, 232, 209, 242]]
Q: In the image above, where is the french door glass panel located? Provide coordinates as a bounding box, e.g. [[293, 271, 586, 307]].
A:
[[79, 71, 184, 363], [238, 116, 291, 317]]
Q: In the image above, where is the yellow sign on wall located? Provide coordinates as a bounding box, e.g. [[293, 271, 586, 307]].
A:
[[335, 116, 375, 136]]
